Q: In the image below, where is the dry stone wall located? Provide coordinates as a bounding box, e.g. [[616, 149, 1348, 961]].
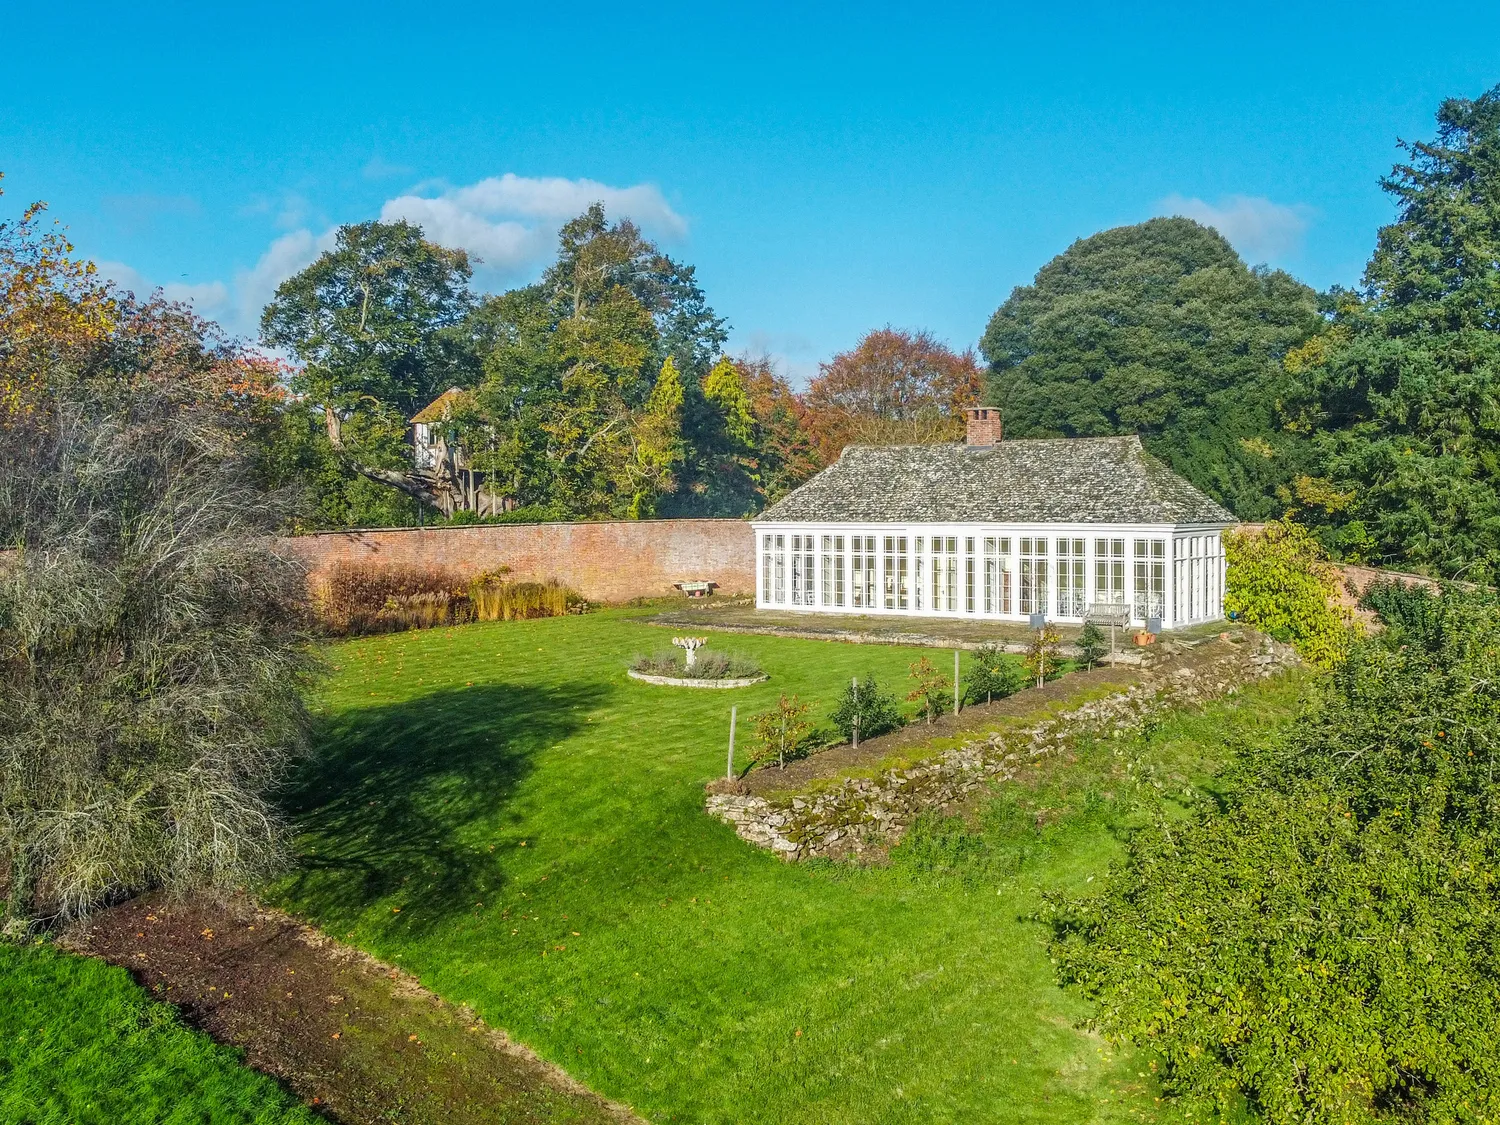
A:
[[707, 633, 1300, 861]]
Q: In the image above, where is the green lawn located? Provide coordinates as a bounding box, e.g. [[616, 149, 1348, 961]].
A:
[[274, 609, 1302, 1124], [0, 941, 317, 1125]]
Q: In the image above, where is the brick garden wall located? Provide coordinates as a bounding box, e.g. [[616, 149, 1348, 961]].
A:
[[279, 519, 757, 604]]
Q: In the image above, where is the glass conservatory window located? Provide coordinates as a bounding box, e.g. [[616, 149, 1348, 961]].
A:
[[834, 535, 846, 606], [882, 536, 897, 609], [761, 534, 772, 603], [1056, 537, 1085, 617], [1019, 536, 1048, 615], [773, 533, 786, 604], [897, 537, 909, 609], [912, 537, 924, 611], [964, 537, 976, 613], [983, 537, 1012, 614], [821, 534, 846, 608], [1133, 539, 1166, 622], [1095, 537, 1125, 604], [851, 535, 877, 609]]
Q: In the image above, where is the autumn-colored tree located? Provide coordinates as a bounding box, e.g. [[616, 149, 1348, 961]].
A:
[[737, 354, 826, 503], [751, 694, 813, 770], [804, 328, 982, 462], [0, 176, 117, 424], [905, 656, 952, 724]]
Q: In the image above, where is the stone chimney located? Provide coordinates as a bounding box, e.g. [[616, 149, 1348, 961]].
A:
[[965, 407, 1003, 446]]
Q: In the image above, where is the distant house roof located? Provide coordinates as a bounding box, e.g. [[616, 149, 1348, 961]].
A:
[[757, 435, 1234, 526], [411, 387, 468, 424]]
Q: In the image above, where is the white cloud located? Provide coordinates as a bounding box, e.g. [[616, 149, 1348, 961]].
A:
[[103, 173, 685, 341], [96, 259, 229, 313], [230, 227, 338, 332], [381, 173, 688, 273], [1154, 193, 1314, 263], [362, 156, 413, 180], [379, 197, 548, 271], [97, 226, 334, 339]]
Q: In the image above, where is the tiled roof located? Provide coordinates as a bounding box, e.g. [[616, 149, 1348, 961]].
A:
[[757, 436, 1234, 526], [410, 387, 468, 424]]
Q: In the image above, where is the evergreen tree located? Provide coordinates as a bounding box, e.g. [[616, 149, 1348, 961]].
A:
[[1286, 84, 1500, 578], [979, 218, 1322, 519]]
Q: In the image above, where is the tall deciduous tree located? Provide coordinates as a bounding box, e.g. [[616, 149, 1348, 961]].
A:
[[737, 354, 826, 503], [1285, 84, 1500, 578], [805, 328, 982, 461], [0, 176, 116, 425], [260, 220, 478, 512], [979, 218, 1322, 519]]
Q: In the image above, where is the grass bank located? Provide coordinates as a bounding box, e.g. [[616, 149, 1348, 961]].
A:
[[273, 608, 1303, 1124], [0, 940, 316, 1125]]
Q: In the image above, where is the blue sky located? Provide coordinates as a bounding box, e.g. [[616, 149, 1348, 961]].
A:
[[5, 2, 1499, 381]]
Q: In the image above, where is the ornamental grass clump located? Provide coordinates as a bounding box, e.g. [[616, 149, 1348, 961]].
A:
[[0, 300, 317, 931], [470, 576, 583, 622], [318, 562, 470, 635], [318, 564, 583, 635]]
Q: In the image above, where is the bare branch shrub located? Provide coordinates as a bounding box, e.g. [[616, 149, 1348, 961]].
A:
[[0, 303, 317, 931]]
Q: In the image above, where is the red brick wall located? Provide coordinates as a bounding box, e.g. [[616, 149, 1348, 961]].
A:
[[279, 519, 756, 603]]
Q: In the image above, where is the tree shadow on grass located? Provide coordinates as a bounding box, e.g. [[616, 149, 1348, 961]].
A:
[[274, 681, 605, 936]]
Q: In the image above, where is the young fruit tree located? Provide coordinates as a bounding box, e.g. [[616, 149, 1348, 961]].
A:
[[905, 657, 951, 725], [1024, 625, 1062, 688], [751, 694, 812, 770], [828, 675, 903, 744], [964, 642, 1025, 704], [0, 280, 316, 931], [1075, 623, 1108, 670]]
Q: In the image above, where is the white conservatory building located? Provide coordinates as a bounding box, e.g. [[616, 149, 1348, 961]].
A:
[[751, 409, 1233, 630]]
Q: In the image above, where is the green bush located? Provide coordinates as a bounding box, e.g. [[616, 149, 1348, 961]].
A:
[[964, 642, 1026, 704], [1225, 518, 1354, 668], [828, 675, 903, 742], [1044, 588, 1500, 1124], [1075, 623, 1108, 669]]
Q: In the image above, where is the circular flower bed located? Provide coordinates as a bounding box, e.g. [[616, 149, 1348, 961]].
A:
[[628, 646, 766, 688]]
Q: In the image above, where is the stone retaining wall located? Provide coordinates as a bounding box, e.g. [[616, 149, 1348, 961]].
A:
[[706, 633, 1300, 861]]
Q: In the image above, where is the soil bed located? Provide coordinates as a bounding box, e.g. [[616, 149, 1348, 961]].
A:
[[66, 894, 639, 1125], [724, 661, 1141, 797], [721, 631, 1245, 798], [653, 604, 1079, 649]]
